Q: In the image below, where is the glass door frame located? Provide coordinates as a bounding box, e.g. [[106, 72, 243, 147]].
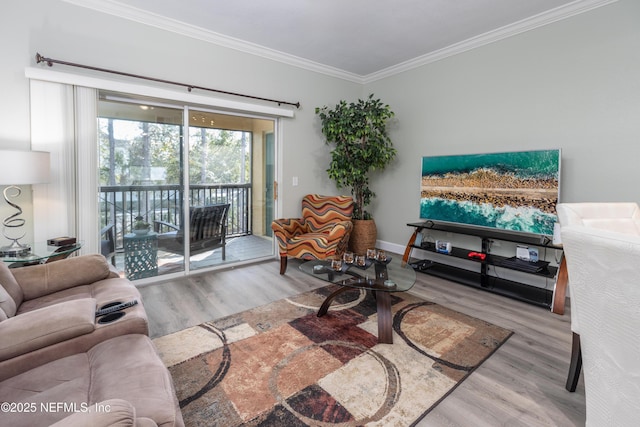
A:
[[98, 93, 279, 281]]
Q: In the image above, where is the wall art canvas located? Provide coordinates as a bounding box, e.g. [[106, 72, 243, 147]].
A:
[[420, 149, 561, 236]]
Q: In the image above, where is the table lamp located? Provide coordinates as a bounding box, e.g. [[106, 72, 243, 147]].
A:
[[0, 150, 50, 256]]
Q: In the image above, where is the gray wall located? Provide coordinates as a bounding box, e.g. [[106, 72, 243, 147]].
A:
[[1, 0, 638, 251], [366, 0, 640, 250], [0, 0, 360, 243]]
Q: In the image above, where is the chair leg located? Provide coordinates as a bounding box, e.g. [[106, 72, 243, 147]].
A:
[[279, 256, 288, 275], [566, 332, 582, 392]]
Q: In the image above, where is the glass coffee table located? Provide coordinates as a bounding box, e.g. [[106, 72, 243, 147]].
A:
[[299, 256, 416, 344]]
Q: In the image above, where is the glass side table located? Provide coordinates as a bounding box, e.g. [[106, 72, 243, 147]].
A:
[[124, 232, 158, 280], [0, 242, 83, 267]]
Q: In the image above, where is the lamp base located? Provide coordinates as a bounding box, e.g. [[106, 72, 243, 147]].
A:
[[0, 240, 31, 257]]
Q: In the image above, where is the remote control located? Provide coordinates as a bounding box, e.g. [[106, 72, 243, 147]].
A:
[[96, 300, 138, 317]]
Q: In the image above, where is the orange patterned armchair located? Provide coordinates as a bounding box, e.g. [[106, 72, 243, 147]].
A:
[[271, 194, 354, 274]]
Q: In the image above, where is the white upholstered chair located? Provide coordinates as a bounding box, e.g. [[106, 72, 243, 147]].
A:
[[556, 202, 640, 426]]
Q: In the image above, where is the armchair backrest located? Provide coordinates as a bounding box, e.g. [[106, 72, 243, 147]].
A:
[[557, 202, 640, 234], [559, 223, 640, 426], [557, 202, 640, 335], [301, 194, 354, 233]]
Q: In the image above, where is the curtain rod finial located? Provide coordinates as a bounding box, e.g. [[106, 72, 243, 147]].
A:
[[35, 53, 53, 67]]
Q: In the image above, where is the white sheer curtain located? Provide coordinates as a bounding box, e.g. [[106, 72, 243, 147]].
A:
[[74, 86, 99, 254], [30, 80, 98, 254]]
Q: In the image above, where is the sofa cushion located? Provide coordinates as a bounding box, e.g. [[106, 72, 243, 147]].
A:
[[0, 284, 17, 320], [0, 298, 96, 362], [49, 399, 156, 427], [0, 352, 89, 426], [0, 297, 148, 381], [0, 334, 183, 427]]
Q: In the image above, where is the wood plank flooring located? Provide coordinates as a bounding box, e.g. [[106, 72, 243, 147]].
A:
[[138, 256, 585, 426]]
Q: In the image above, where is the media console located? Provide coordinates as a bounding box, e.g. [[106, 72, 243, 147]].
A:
[[403, 221, 567, 313]]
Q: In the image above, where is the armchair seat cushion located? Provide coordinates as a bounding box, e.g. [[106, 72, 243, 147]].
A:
[[286, 232, 334, 259]]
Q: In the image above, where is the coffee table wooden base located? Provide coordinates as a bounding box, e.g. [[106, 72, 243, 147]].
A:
[[317, 286, 393, 344]]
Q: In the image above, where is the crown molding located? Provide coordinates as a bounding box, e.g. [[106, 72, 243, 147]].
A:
[[62, 0, 365, 83], [363, 0, 618, 83], [64, 0, 617, 85]]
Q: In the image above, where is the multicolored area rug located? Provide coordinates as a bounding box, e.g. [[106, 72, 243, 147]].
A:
[[154, 285, 512, 426]]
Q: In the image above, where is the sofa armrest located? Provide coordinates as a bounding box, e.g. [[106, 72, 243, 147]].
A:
[[0, 298, 96, 361], [50, 399, 158, 427], [11, 254, 113, 300]]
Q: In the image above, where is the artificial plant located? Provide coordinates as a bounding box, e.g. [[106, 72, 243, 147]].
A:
[[315, 94, 396, 219]]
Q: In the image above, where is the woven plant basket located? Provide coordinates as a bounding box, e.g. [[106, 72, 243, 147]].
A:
[[349, 219, 377, 255]]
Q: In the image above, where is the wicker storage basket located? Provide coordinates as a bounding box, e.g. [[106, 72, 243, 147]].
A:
[[349, 219, 377, 255]]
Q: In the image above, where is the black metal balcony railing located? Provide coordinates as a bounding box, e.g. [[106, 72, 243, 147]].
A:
[[99, 183, 252, 249]]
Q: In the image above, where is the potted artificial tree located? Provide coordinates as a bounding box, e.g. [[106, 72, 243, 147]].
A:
[[315, 94, 396, 254]]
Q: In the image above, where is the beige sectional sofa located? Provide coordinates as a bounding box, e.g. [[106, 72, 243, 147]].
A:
[[0, 255, 183, 427]]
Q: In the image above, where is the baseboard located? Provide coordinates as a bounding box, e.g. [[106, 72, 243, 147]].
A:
[[376, 240, 406, 256]]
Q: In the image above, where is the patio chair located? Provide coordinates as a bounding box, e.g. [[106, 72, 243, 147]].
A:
[[271, 194, 354, 274], [154, 204, 230, 259], [100, 223, 116, 267]]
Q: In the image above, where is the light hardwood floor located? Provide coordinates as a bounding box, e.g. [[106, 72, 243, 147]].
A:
[[138, 257, 585, 427]]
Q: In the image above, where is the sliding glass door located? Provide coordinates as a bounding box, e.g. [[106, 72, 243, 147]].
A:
[[97, 93, 275, 279]]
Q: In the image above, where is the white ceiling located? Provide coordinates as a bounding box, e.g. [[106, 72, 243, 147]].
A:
[[65, 0, 615, 82]]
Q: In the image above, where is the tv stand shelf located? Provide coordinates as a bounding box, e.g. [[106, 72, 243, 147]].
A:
[[403, 221, 567, 313]]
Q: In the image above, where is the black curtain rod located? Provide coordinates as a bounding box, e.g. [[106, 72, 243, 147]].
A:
[[35, 53, 301, 109]]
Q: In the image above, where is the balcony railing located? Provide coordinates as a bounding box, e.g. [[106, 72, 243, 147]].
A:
[[99, 183, 252, 249]]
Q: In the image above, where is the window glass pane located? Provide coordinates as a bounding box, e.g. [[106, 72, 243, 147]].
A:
[[187, 109, 274, 272], [98, 96, 186, 277]]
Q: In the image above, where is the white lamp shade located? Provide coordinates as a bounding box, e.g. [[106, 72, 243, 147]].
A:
[[0, 150, 50, 185]]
